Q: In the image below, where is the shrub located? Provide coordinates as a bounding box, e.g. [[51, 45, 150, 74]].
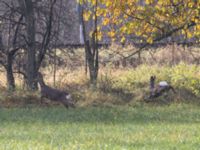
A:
[[99, 63, 200, 97]]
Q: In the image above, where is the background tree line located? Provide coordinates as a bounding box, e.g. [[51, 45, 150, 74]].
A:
[[0, 0, 199, 91], [0, 0, 73, 91]]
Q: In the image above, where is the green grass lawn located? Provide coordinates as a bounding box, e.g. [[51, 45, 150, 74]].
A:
[[0, 104, 200, 150]]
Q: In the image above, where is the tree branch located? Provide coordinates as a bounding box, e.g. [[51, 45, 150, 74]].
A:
[[36, 0, 57, 71], [125, 21, 196, 59]]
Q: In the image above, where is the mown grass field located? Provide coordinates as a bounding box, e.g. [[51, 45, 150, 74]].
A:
[[1, 104, 200, 150]]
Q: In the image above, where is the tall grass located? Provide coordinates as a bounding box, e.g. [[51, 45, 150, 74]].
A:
[[1, 63, 200, 107]]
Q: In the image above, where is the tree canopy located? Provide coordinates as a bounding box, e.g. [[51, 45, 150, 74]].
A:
[[81, 0, 200, 45]]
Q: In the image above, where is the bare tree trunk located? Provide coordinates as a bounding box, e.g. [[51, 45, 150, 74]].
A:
[[26, 1, 37, 90], [36, 0, 57, 72], [18, 0, 37, 90], [80, 0, 99, 86], [53, 48, 57, 86], [85, 51, 88, 76], [5, 49, 20, 91], [53, 0, 61, 86], [85, 40, 98, 85], [93, 0, 99, 85], [6, 53, 15, 91], [138, 51, 141, 65]]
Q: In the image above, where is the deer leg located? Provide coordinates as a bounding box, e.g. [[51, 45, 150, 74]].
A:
[[63, 102, 69, 109], [61, 100, 69, 109], [169, 86, 176, 93], [40, 95, 45, 105]]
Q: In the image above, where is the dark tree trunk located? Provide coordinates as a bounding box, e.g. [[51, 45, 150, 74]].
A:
[[6, 53, 15, 91], [36, 0, 56, 72], [18, 0, 37, 90], [80, 0, 99, 86], [53, 49, 57, 86], [26, 0, 37, 90], [85, 40, 99, 85], [26, 45, 37, 90]]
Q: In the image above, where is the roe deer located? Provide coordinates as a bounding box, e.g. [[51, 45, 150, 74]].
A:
[[149, 75, 176, 99], [37, 72, 75, 108]]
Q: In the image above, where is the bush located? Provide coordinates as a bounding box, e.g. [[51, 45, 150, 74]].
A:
[[171, 63, 200, 95], [98, 63, 200, 97]]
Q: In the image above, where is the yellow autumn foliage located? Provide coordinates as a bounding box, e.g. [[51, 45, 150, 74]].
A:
[[80, 0, 200, 44]]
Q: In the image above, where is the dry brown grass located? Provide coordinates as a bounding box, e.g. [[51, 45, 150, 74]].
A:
[[0, 45, 200, 107], [146, 44, 200, 65], [1, 64, 200, 108], [0, 72, 6, 88]]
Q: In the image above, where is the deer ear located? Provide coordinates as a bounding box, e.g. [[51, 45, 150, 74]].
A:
[[150, 76, 155, 80]]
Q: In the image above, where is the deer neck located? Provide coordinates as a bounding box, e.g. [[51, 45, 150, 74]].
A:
[[150, 78, 155, 90], [38, 77, 46, 88]]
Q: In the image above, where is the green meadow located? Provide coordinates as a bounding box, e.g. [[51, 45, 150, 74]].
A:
[[1, 104, 200, 150]]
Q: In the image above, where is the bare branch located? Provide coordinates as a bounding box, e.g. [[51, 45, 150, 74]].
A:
[[125, 21, 196, 59]]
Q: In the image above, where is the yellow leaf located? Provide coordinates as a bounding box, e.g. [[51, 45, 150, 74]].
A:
[[120, 36, 126, 43], [187, 31, 193, 38], [83, 11, 91, 21], [108, 31, 115, 37], [147, 38, 153, 44], [102, 18, 110, 26], [97, 32, 102, 41]]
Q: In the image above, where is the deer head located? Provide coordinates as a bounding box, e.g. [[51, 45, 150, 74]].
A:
[[150, 75, 156, 90]]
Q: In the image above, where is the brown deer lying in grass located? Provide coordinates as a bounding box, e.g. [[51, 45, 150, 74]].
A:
[[148, 75, 176, 99], [37, 72, 75, 108]]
